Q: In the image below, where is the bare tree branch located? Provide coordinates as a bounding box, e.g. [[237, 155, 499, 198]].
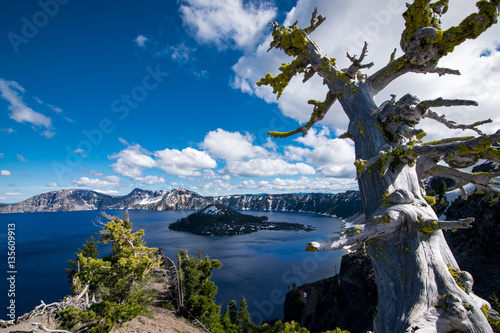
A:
[[269, 91, 337, 138], [302, 66, 316, 83], [368, 56, 413, 95], [369, 0, 500, 95], [420, 218, 475, 232], [429, 67, 461, 76], [426, 164, 500, 193], [32, 323, 73, 333], [346, 42, 374, 79], [414, 130, 500, 163], [417, 97, 478, 110], [307, 216, 474, 253], [358, 130, 500, 180], [423, 109, 492, 135], [303, 7, 326, 34]]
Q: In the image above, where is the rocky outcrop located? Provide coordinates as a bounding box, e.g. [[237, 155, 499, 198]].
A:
[[444, 191, 500, 300], [0, 189, 112, 213], [0, 188, 362, 218], [212, 191, 361, 219], [283, 249, 376, 333], [0, 188, 218, 213]]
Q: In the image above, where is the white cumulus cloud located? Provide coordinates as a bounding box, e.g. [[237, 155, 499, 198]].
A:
[[155, 147, 217, 177], [286, 128, 356, 178], [224, 158, 315, 177], [178, 0, 277, 50], [231, 0, 500, 140], [238, 176, 357, 193], [1, 170, 11, 176], [200, 128, 270, 161], [109, 144, 156, 178]]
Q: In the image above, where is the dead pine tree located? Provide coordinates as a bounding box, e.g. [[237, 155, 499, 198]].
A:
[[257, 2, 500, 332]]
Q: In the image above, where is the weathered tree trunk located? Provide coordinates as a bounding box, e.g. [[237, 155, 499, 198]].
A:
[[341, 84, 492, 332], [258, 3, 500, 331]]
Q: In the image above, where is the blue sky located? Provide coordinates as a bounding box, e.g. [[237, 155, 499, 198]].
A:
[[1, 0, 499, 203]]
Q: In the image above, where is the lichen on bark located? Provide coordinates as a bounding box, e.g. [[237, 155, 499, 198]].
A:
[[258, 2, 500, 332]]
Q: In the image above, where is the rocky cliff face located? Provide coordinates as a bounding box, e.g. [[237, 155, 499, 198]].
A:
[[283, 249, 376, 333], [444, 191, 500, 299], [0, 189, 108, 213], [0, 188, 362, 218], [0, 188, 208, 213], [212, 191, 361, 219]]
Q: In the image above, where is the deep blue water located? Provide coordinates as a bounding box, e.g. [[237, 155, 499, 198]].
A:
[[0, 210, 345, 323]]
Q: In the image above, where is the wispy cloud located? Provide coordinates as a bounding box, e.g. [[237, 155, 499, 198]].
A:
[[135, 175, 165, 185], [89, 170, 104, 177], [41, 130, 56, 138], [35, 96, 75, 123], [45, 182, 59, 187], [169, 42, 196, 64], [80, 167, 104, 177], [134, 35, 149, 47], [178, 0, 276, 50], [0, 128, 15, 134], [73, 176, 122, 188], [35, 97, 62, 113], [74, 149, 88, 158], [0, 79, 55, 137], [17, 154, 28, 162], [118, 137, 130, 146]]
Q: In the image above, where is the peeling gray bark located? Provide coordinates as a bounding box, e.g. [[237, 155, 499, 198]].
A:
[[328, 86, 493, 332], [261, 3, 500, 331], [305, 80, 496, 331]]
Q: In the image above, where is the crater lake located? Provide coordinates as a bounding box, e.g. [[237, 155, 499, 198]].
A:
[[0, 209, 345, 323]]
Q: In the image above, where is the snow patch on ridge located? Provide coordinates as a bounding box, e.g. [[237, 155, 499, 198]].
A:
[[138, 196, 164, 205], [202, 205, 223, 215]]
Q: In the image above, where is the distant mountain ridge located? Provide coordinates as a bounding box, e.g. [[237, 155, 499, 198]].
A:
[[0, 188, 362, 218]]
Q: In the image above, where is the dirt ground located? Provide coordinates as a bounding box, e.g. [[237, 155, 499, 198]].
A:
[[111, 306, 204, 333], [1, 279, 203, 333], [1, 306, 204, 333]]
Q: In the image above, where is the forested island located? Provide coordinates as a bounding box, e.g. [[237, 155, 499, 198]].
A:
[[168, 204, 315, 236]]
